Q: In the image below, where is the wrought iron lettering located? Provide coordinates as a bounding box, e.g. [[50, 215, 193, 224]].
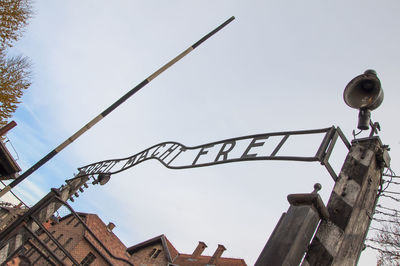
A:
[[241, 136, 269, 159], [76, 127, 344, 179], [192, 144, 215, 165], [214, 141, 236, 162]]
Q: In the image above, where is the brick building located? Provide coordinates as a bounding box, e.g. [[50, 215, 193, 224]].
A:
[[0, 122, 246, 265], [127, 235, 247, 266], [20, 211, 247, 266], [24, 212, 131, 265]]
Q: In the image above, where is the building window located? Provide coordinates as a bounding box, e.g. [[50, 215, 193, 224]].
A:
[[66, 217, 75, 225], [149, 248, 156, 257], [153, 250, 162, 258], [43, 230, 56, 244], [81, 252, 96, 265], [64, 238, 72, 247], [149, 248, 162, 258]]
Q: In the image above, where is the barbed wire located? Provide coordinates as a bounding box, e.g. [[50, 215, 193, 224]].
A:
[[384, 180, 400, 186], [367, 166, 400, 264], [384, 174, 400, 179], [384, 166, 397, 177], [380, 167, 397, 196], [369, 227, 400, 238], [384, 191, 400, 195], [375, 209, 400, 218], [380, 194, 400, 202], [378, 205, 400, 213], [373, 217, 398, 224], [364, 243, 400, 260], [366, 238, 399, 246]]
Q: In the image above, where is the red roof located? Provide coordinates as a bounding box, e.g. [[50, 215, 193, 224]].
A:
[[57, 212, 130, 265], [127, 234, 177, 263], [127, 235, 247, 266], [56, 213, 247, 265], [164, 235, 179, 260], [173, 253, 247, 266], [84, 213, 130, 262]]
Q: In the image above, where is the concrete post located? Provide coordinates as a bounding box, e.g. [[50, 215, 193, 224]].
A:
[[255, 184, 329, 266], [303, 137, 390, 266]]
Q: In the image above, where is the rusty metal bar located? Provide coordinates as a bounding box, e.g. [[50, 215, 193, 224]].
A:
[[23, 225, 65, 266], [323, 131, 339, 165], [53, 196, 134, 266], [26, 239, 57, 266], [31, 216, 80, 265], [320, 130, 340, 181], [2, 243, 24, 265], [82, 236, 114, 266], [0, 189, 57, 243], [0, 180, 29, 209], [324, 161, 338, 182], [336, 126, 351, 149], [315, 126, 336, 162]]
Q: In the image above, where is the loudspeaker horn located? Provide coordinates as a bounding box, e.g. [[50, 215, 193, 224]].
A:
[[98, 173, 111, 186], [343, 70, 384, 130]]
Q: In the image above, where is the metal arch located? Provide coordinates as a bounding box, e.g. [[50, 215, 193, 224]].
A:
[[73, 126, 350, 182]]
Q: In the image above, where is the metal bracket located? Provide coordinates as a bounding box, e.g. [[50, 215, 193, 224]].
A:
[[316, 127, 351, 181]]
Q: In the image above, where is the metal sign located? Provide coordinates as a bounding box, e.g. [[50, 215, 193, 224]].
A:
[[76, 127, 350, 181]]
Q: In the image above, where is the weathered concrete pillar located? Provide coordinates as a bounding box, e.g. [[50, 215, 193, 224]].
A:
[[255, 184, 328, 266], [303, 137, 390, 266]]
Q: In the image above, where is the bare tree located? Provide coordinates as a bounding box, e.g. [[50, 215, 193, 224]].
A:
[[368, 200, 400, 265], [374, 216, 400, 265]]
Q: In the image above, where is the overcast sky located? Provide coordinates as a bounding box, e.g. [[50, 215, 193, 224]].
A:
[[2, 1, 400, 265]]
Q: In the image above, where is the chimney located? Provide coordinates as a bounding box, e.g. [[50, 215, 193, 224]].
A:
[[106, 222, 115, 232], [191, 241, 207, 258], [208, 244, 226, 264]]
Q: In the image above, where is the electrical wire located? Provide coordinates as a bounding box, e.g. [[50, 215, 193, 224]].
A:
[[0, 180, 29, 208], [4, 136, 19, 161]]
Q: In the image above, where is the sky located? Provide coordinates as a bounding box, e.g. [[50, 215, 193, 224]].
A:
[[1, 1, 400, 265]]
